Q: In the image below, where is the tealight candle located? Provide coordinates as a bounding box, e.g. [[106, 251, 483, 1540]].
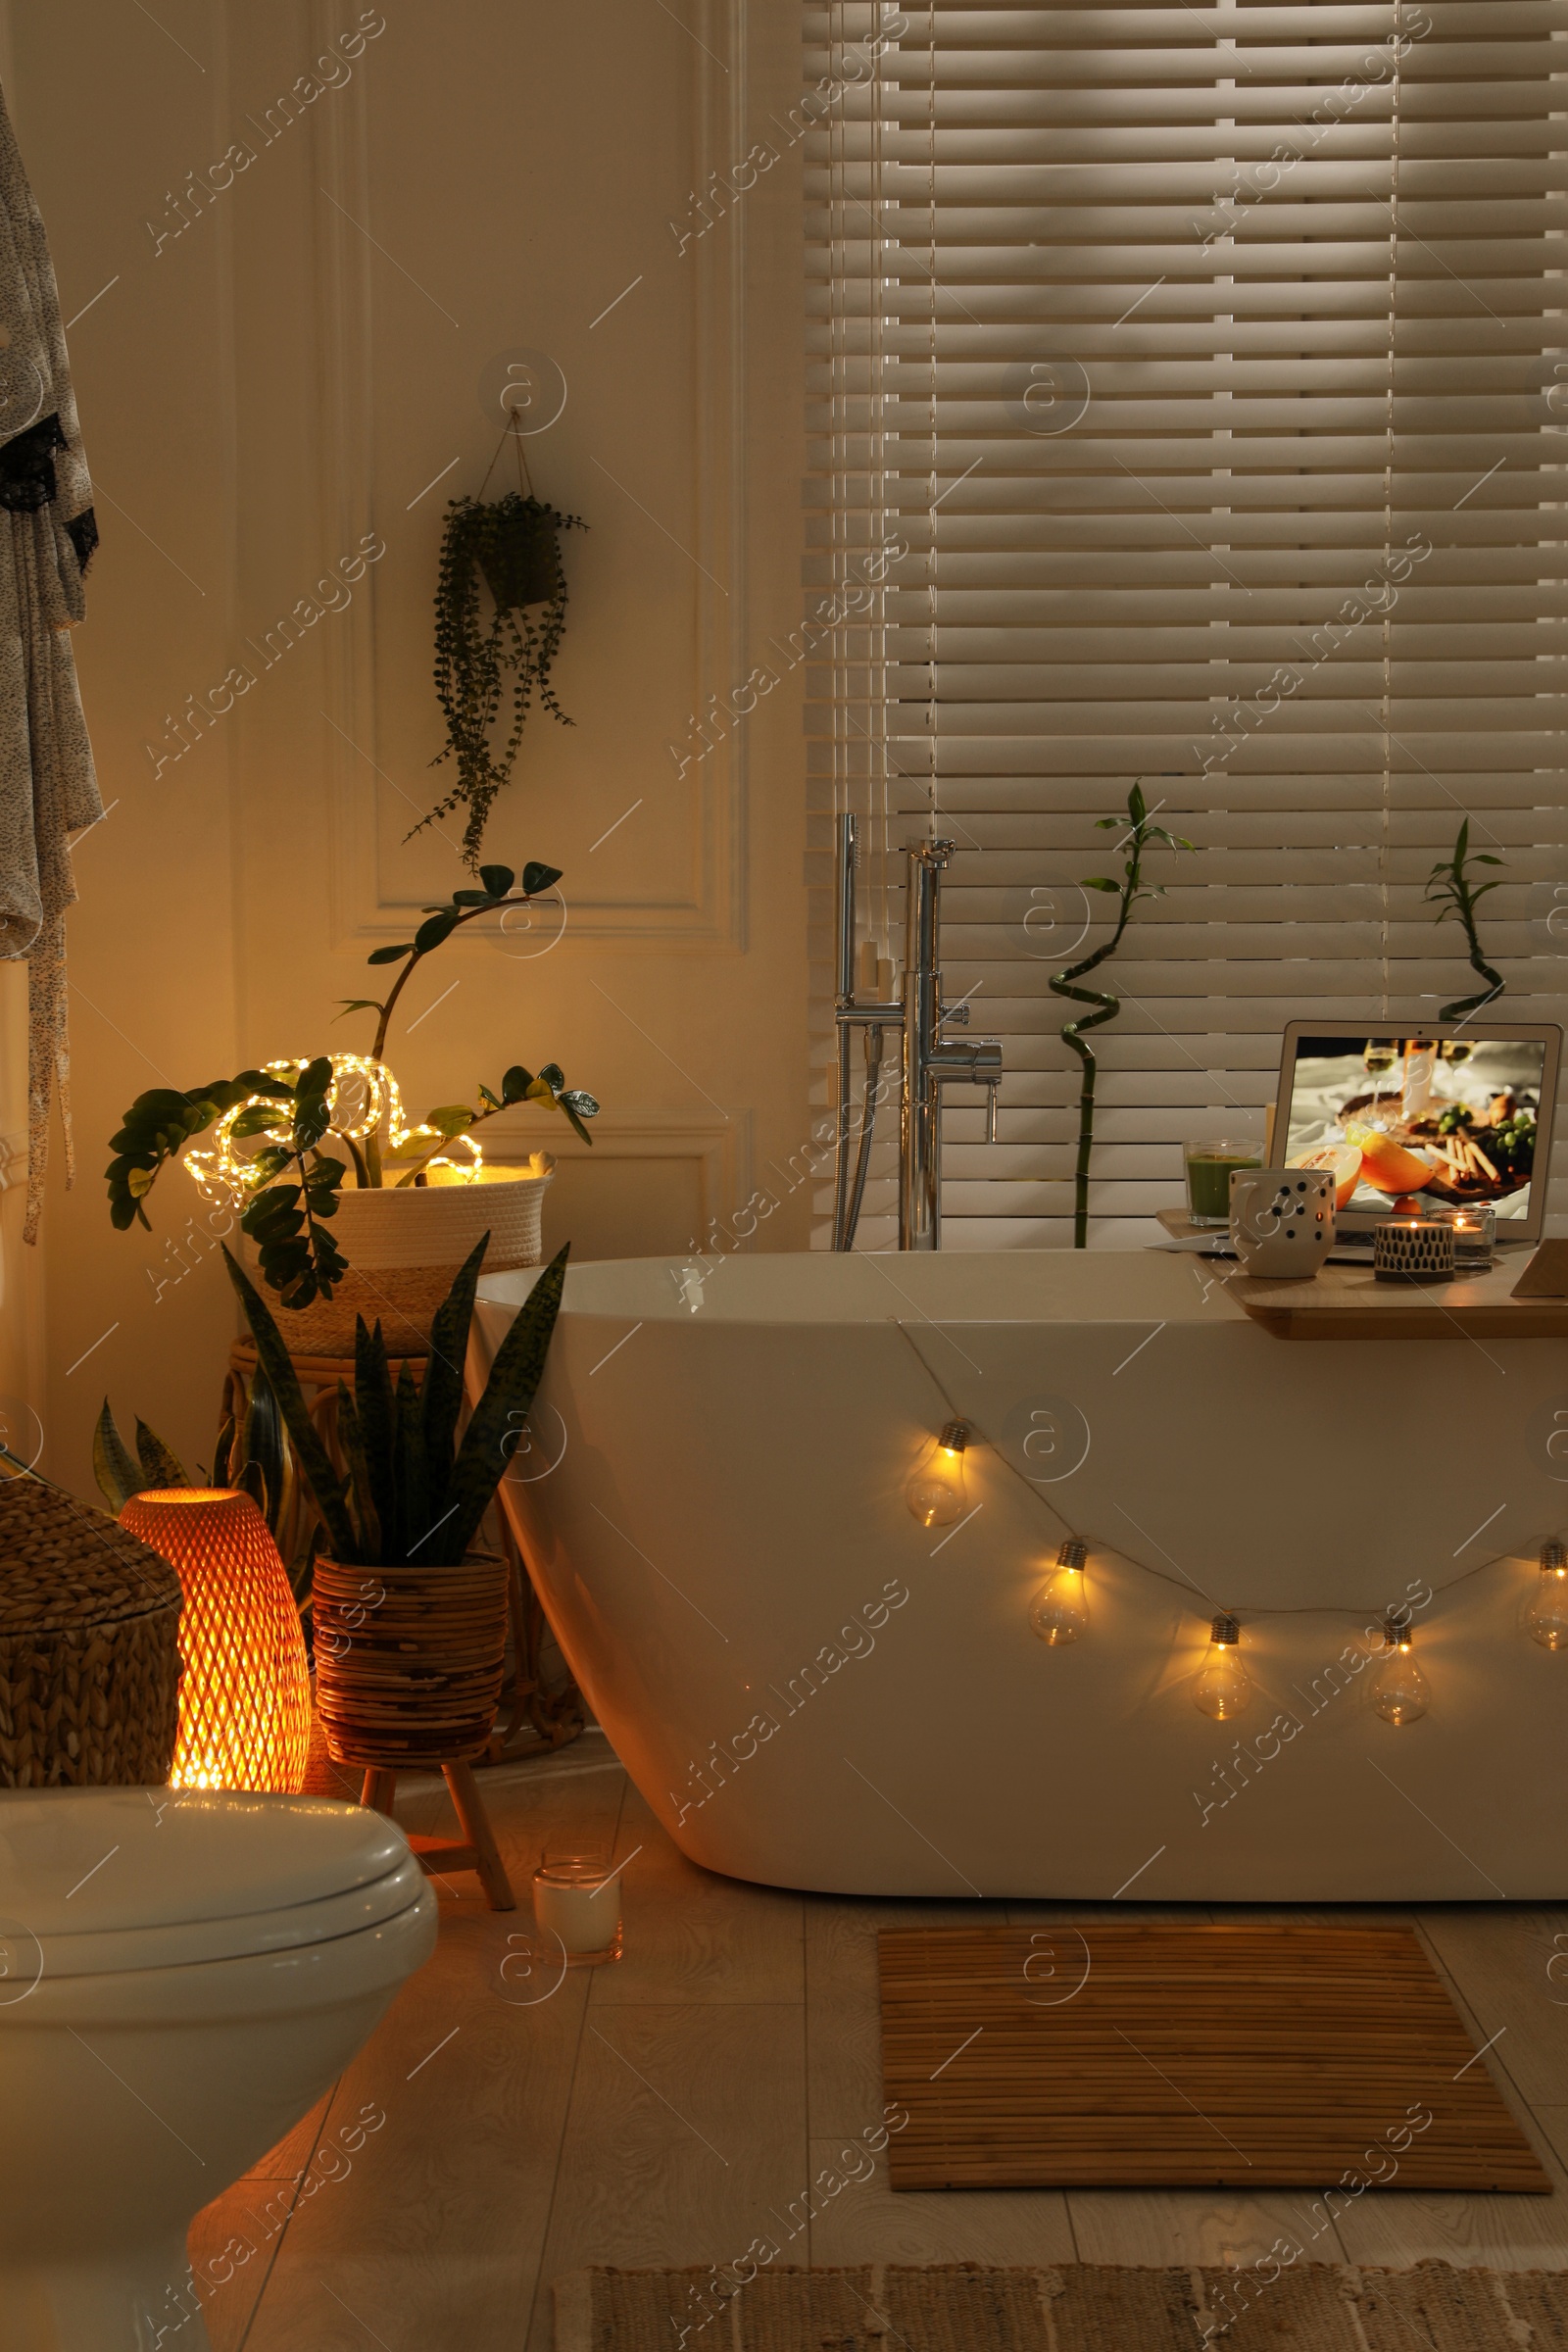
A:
[[531, 1848, 623, 1966], [1424, 1201, 1495, 1271]]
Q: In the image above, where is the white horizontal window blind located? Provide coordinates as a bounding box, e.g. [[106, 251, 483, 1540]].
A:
[[805, 0, 1568, 1247]]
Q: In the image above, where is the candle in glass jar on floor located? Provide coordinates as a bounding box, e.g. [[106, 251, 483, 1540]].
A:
[[532, 1850, 622, 1965]]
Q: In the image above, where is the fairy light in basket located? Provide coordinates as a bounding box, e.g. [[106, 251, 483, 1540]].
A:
[[183, 1053, 483, 1201]]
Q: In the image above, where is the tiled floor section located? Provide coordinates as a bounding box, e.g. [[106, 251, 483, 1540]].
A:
[[187, 1735, 1568, 2348]]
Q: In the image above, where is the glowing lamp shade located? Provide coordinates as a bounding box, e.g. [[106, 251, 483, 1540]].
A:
[[119, 1489, 310, 1792]]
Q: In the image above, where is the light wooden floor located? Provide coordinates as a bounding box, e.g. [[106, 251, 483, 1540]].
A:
[[190, 1733, 1568, 2349]]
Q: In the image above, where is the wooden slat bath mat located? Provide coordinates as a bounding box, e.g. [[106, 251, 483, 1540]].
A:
[[877, 1925, 1549, 2192]]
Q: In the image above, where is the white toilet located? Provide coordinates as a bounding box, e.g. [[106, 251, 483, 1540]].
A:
[[0, 1783, 438, 2352]]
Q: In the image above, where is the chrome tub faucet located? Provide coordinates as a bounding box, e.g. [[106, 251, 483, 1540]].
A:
[[832, 813, 1002, 1251]]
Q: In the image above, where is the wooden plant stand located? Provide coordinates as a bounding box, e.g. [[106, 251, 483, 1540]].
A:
[[360, 1759, 515, 1912]]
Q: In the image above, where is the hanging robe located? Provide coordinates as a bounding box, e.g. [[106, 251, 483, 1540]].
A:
[[0, 81, 100, 1244]]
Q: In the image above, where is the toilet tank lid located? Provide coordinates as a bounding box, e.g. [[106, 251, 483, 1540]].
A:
[[0, 1787, 412, 1935]]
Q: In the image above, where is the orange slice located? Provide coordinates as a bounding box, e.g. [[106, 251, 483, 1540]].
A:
[[1344, 1122, 1437, 1195], [1290, 1142, 1362, 1210]]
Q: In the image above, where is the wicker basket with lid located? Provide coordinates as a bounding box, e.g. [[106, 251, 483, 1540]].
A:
[[0, 1476, 182, 1786]]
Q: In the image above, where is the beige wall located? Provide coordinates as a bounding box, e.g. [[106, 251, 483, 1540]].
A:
[[0, 1, 810, 1494]]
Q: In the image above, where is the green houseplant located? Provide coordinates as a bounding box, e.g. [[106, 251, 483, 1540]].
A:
[[105, 858, 597, 1313], [1427, 818, 1505, 1023], [1051, 783, 1195, 1249], [224, 1234, 567, 1778], [423, 489, 586, 869]]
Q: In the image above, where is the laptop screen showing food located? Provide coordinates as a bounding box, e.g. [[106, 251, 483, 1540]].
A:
[[1274, 1022, 1561, 1240]]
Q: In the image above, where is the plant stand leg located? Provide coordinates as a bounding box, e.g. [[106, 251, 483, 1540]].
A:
[[442, 1759, 515, 1911], [361, 1767, 398, 1813]]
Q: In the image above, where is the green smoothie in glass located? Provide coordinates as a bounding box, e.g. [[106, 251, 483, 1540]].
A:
[[1184, 1140, 1261, 1227]]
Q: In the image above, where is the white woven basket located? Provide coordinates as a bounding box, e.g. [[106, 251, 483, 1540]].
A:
[[238, 1156, 554, 1358], [329, 1155, 554, 1272]]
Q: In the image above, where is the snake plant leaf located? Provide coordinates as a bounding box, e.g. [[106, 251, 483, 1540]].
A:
[[519, 861, 563, 897], [351, 1315, 397, 1544], [367, 943, 414, 965], [446, 1245, 568, 1564], [221, 1247, 360, 1560], [134, 1419, 190, 1491], [479, 864, 515, 898], [241, 1363, 290, 1543], [212, 1413, 235, 1492], [335, 1384, 382, 1562], [234, 1455, 270, 1522], [92, 1399, 143, 1512], [394, 1360, 431, 1564], [419, 1236, 490, 1529]]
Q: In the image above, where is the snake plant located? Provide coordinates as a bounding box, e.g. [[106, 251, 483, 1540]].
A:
[[222, 1236, 566, 1568]]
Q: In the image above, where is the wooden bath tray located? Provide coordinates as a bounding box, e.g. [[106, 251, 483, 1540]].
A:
[[1229, 1258, 1568, 1342]]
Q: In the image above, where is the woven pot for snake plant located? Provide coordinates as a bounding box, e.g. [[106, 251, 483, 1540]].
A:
[[312, 1550, 509, 1767], [0, 1477, 182, 1786]]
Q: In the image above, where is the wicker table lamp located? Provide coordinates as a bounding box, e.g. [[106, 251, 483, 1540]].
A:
[[0, 1477, 181, 1786], [120, 1489, 310, 1793]]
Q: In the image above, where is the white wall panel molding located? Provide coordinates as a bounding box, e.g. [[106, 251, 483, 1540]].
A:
[[319, 0, 752, 955]]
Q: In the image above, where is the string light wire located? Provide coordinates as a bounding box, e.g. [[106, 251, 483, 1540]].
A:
[[894, 1319, 1544, 1623]]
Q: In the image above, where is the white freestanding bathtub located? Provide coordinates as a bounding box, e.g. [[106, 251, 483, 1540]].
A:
[[473, 1250, 1568, 1903]]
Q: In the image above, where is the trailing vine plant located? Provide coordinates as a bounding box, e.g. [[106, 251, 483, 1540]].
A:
[[1426, 817, 1505, 1023], [421, 487, 585, 869], [1051, 782, 1195, 1249]]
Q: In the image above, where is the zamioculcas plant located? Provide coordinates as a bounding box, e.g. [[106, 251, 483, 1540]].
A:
[[222, 1235, 567, 1568], [106, 857, 598, 1310], [1051, 782, 1196, 1249], [1426, 818, 1505, 1022]]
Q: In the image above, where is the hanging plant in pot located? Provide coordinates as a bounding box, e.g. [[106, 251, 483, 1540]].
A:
[[222, 1233, 566, 1774], [104, 858, 598, 1354], [420, 456, 586, 869]]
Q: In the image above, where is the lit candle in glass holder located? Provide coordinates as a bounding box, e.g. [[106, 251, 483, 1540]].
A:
[[531, 1847, 623, 1966], [1425, 1200, 1495, 1271]]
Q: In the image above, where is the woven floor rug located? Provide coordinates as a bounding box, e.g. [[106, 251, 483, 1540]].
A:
[[554, 2262, 1568, 2350], [879, 1924, 1548, 2190]]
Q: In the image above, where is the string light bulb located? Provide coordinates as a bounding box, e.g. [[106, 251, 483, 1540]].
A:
[[1030, 1540, 1090, 1644], [906, 1421, 969, 1529], [1193, 1613, 1250, 1720], [1371, 1611, 1430, 1726], [1527, 1541, 1568, 1651]]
